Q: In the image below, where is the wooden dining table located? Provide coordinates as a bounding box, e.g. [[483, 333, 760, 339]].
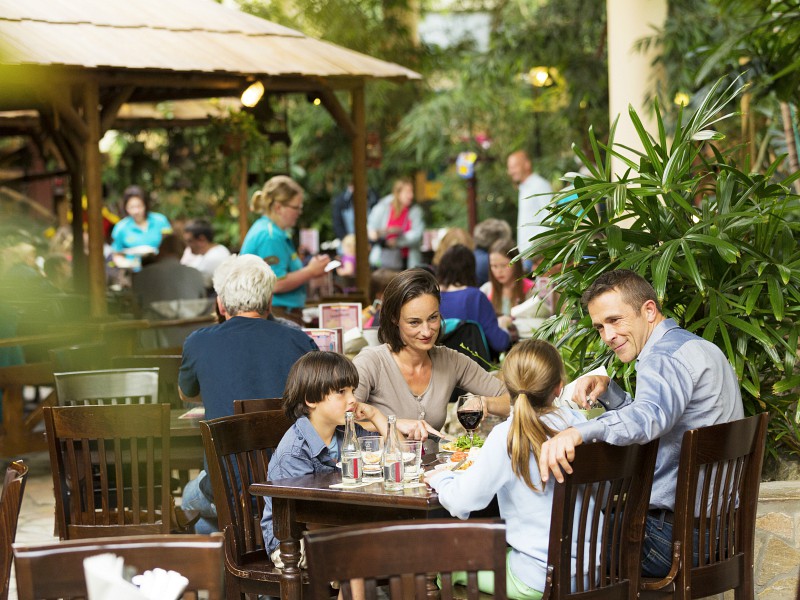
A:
[[250, 472, 450, 600]]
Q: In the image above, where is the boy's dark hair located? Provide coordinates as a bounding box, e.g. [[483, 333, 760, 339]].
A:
[[378, 268, 443, 353], [283, 352, 359, 421], [436, 244, 477, 288], [184, 218, 215, 242], [581, 269, 662, 313]]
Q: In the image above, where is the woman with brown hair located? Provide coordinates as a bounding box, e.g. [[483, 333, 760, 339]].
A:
[[240, 175, 330, 316], [480, 239, 535, 317], [354, 268, 509, 448]]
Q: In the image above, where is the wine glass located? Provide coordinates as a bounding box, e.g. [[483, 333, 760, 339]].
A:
[[456, 394, 484, 443]]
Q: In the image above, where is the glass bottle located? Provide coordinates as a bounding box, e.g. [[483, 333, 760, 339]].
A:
[[382, 415, 404, 491], [341, 411, 362, 485]]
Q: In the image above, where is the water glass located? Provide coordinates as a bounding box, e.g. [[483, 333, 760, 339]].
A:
[[359, 436, 384, 480], [401, 440, 422, 481]]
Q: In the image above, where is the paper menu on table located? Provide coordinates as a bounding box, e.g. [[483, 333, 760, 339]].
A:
[[554, 366, 608, 410]]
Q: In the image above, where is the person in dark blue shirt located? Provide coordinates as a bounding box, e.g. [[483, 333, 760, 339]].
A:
[[178, 254, 318, 533]]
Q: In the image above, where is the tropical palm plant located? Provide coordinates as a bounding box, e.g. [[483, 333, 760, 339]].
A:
[[524, 76, 800, 459]]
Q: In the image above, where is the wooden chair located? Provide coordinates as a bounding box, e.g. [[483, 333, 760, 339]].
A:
[[44, 404, 172, 539], [200, 410, 293, 599], [54, 368, 160, 406], [0, 461, 28, 600], [543, 439, 660, 600], [304, 519, 508, 600], [233, 398, 283, 414], [13, 533, 224, 599], [640, 413, 769, 600], [112, 355, 183, 408]]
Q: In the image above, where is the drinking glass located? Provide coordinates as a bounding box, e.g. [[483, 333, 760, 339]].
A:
[[359, 436, 384, 480], [456, 394, 484, 443], [401, 440, 422, 481]]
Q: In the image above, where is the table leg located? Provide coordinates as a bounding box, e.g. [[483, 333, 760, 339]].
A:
[[274, 497, 304, 600]]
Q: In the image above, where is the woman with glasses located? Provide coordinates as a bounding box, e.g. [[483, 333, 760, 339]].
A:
[[241, 175, 330, 319]]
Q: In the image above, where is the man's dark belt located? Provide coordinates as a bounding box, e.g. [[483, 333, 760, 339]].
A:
[[648, 508, 674, 525]]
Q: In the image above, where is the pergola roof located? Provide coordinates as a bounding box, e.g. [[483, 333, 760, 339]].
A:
[[0, 0, 413, 315], [0, 0, 419, 96]]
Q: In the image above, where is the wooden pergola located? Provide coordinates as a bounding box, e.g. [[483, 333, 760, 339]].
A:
[[0, 0, 420, 316]]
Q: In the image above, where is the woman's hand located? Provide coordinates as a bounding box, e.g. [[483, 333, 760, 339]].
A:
[[305, 254, 331, 278]]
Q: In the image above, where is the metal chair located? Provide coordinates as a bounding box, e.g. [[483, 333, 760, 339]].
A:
[[200, 410, 293, 599], [640, 413, 769, 600], [543, 439, 659, 600], [44, 404, 171, 540], [233, 398, 283, 414], [112, 355, 183, 408], [0, 461, 28, 600], [304, 519, 508, 600], [13, 533, 224, 599], [54, 368, 160, 406]]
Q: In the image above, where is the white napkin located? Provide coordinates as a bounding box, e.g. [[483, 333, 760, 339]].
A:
[[555, 366, 609, 410], [84, 554, 188, 600]]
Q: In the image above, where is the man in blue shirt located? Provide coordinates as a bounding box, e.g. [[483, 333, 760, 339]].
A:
[[178, 254, 318, 533], [538, 269, 743, 577]]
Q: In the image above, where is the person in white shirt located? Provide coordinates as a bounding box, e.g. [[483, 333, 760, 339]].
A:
[[507, 150, 553, 254], [181, 218, 231, 288]]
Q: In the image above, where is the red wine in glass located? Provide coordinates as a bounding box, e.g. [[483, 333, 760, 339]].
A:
[[456, 394, 484, 442]]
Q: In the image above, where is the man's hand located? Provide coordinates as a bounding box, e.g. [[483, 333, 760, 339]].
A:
[[539, 427, 583, 484], [572, 375, 610, 408]]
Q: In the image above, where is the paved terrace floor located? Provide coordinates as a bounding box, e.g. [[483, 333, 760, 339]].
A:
[[6, 451, 799, 600]]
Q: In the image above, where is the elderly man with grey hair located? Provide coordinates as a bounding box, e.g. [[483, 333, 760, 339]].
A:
[[179, 254, 317, 533]]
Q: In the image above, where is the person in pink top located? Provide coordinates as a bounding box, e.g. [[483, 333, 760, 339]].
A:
[[367, 178, 424, 269]]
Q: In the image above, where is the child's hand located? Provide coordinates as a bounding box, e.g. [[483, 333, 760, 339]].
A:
[[353, 402, 375, 422]]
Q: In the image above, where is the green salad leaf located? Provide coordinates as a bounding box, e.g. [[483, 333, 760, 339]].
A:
[[456, 434, 484, 449]]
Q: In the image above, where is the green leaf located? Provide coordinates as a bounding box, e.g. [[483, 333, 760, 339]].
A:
[[652, 241, 680, 302], [744, 284, 763, 315], [691, 130, 726, 141], [773, 375, 800, 395], [767, 277, 785, 321], [683, 233, 740, 263], [777, 264, 791, 286], [606, 225, 623, 261]]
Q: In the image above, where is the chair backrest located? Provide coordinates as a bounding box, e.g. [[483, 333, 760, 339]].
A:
[[111, 355, 182, 408], [647, 413, 769, 599], [13, 533, 224, 599], [545, 439, 660, 600], [304, 519, 507, 600], [233, 398, 284, 414], [43, 404, 172, 540], [54, 368, 160, 406], [440, 319, 492, 367], [200, 410, 292, 565], [0, 461, 28, 600]]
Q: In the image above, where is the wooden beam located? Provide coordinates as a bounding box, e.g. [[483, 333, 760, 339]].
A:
[[83, 80, 107, 317], [317, 87, 356, 139], [49, 92, 89, 142], [100, 85, 135, 133], [350, 84, 369, 296]]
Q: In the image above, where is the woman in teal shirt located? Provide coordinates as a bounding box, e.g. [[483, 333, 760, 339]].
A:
[[240, 176, 330, 316], [110, 185, 172, 267]]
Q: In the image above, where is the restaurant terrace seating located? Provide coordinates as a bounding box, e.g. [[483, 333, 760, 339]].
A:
[[13, 533, 224, 599], [44, 404, 172, 540], [543, 439, 659, 600], [54, 368, 160, 406], [200, 409, 293, 599], [304, 519, 508, 600], [0, 461, 28, 600], [640, 413, 769, 600], [233, 398, 283, 414]]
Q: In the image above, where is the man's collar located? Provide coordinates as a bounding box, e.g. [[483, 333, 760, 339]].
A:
[[637, 318, 679, 364]]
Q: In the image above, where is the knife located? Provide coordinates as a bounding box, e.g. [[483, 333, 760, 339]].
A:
[[449, 455, 469, 471]]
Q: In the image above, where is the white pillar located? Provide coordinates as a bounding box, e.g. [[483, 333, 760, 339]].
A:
[[606, 0, 668, 177]]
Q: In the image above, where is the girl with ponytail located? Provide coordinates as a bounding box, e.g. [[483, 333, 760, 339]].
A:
[[425, 339, 589, 600]]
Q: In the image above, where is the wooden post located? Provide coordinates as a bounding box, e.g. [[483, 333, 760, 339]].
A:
[[238, 152, 250, 246], [466, 174, 477, 233], [83, 80, 107, 317], [351, 84, 369, 296]]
